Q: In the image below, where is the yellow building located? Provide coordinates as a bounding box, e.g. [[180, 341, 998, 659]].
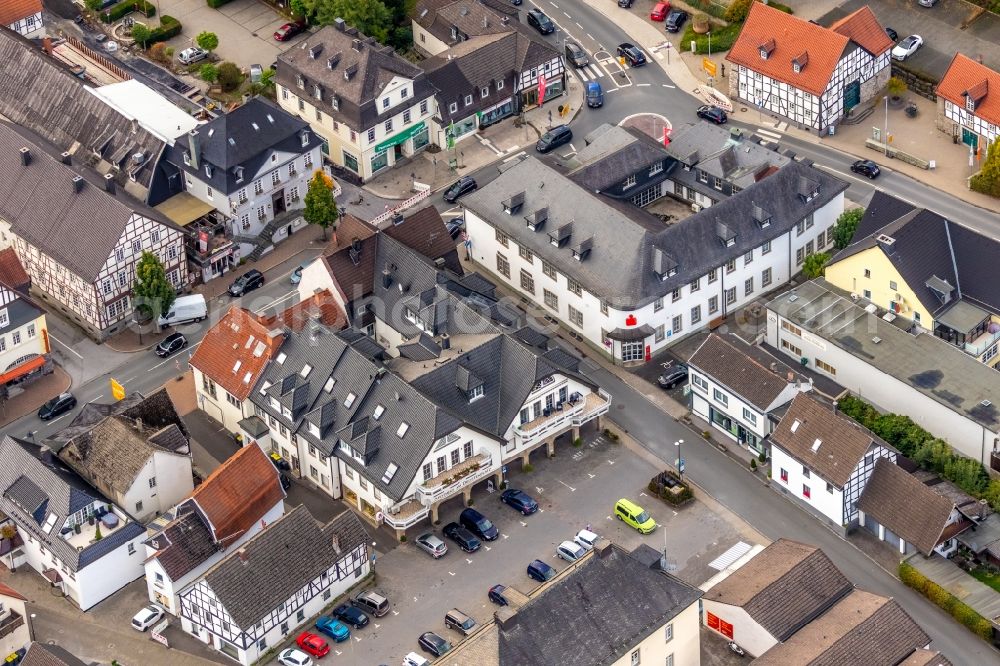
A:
[[826, 191, 1000, 367]]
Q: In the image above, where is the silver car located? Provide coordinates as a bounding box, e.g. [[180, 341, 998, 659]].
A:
[[556, 540, 587, 562], [178, 47, 208, 65], [416, 532, 448, 558]]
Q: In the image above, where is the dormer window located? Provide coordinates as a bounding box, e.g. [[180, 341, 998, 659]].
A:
[[791, 51, 808, 74], [308, 422, 320, 437], [235, 166, 244, 183], [204, 165, 213, 178], [282, 406, 292, 419], [183, 152, 191, 166], [296, 75, 305, 90], [468, 384, 484, 402], [503, 192, 525, 214], [300, 364, 312, 378], [270, 396, 279, 410], [373, 405, 385, 420], [967, 95, 976, 112], [758, 38, 775, 61]]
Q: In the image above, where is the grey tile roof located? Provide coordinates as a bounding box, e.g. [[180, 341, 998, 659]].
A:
[[463, 155, 846, 309], [421, 33, 521, 123], [0, 291, 43, 335], [144, 509, 220, 581], [568, 125, 674, 195], [664, 123, 791, 188], [688, 334, 799, 412], [497, 545, 701, 666], [703, 538, 852, 642], [203, 506, 368, 629], [899, 649, 954, 666], [850, 189, 916, 242], [414, 0, 517, 45]]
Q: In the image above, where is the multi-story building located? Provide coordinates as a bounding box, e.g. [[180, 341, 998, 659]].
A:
[[726, 4, 893, 134], [1, 0, 43, 39], [566, 124, 675, 208], [0, 582, 30, 660], [936, 53, 1000, 152], [461, 155, 846, 363], [178, 507, 369, 665], [0, 277, 49, 397], [411, 0, 519, 58], [275, 22, 437, 182], [0, 124, 187, 341]]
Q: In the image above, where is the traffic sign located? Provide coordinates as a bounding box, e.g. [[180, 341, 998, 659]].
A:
[[679, 458, 686, 473], [702, 58, 717, 77], [502, 465, 508, 474], [111, 378, 125, 401]]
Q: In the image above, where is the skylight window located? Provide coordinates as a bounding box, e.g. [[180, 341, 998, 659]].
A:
[[42, 513, 57, 534], [245, 335, 255, 349], [344, 392, 356, 408], [381, 463, 399, 484], [243, 371, 252, 384], [790, 419, 800, 433], [233, 360, 242, 373], [253, 341, 267, 358], [811, 438, 822, 452], [300, 364, 312, 378], [324, 377, 336, 392], [397, 422, 409, 437], [277, 352, 287, 364], [372, 405, 385, 420]]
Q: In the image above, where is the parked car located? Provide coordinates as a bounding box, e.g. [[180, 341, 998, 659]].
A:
[[228, 269, 265, 297], [565, 41, 589, 67], [574, 528, 600, 551], [157, 294, 207, 329], [280, 473, 291, 490], [295, 632, 329, 658], [269, 451, 291, 470], [315, 616, 350, 642], [444, 176, 477, 203], [332, 604, 369, 629], [277, 649, 313, 666], [665, 8, 688, 32], [446, 220, 463, 240], [415, 532, 448, 558], [891, 35, 923, 61], [501, 488, 539, 515], [657, 364, 689, 389], [556, 540, 587, 562], [38, 392, 76, 421], [918, 0, 937, 6], [535, 125, 573, 153], [851, 159, 881, 179], [650, 2, 670, 21], [697, 105, 728, 124], [526, 8, 555, 34], [155, 332, 187, 358], [585, 81, 604, 108], [527, 559, 556, 582], [460, 507, 499, 540], [885, 27, 898, 42], [418, 631, 452, 658], [403, 653, 431, 666], [353, 590, 390, 617], [131, 605, 164, 632], [178, 47, 208, 65], [614, 498, 656, 534], [443, 522, 482, 552], [488, 584, 510, 605], [616, 43, 646, 66], [617, 0, 633, 7], [274, 20, 306, 42], [290, 260, 311, 285], [444, 609, 477, 636]]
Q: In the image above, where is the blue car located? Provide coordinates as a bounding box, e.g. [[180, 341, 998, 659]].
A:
[[585, 81, 603, 108], [501, 489, 538, 515], [527, 559, 556, 582], [315, 616, 350, 642]]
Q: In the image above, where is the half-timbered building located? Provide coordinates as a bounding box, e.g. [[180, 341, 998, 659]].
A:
[[727, 4, 893, 135], [936, 52, 1000, 153], [178, 507, 368, 665], [1, 1, 43, 39]]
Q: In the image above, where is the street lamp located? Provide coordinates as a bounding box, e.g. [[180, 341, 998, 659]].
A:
[[883, 95, 889, 156], [707, 32, 712, 58], [674, 438, 684, 479]]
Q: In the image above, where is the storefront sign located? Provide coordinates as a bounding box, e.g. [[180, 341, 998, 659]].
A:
[[373, 121, 427, 154]]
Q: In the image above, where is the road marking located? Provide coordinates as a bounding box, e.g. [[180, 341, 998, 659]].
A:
[[47, 412, 73, 424], [662, 83, 676, 88], [520, 521, 527, 527], [549, 0, 557, 6], [588, 473, 596, 479], [606, 515, 613, 520], [374, 623, 381, 629], [558, 480, 576, 492], [636, 83, 651, 87], [605, 87, 619, 92], [255, 289, 298, 313], [354, 636, 361, 642], [414, 596, 419, 602], [503, 150, 527, 163], [672, 510, 678, 516], [485, 545, 491, 551], [335, 650, 342, 656], [448, 571, 456, 576], [466, 558, 473, 564], [587, 32, 595, 40], [502, 533, 509, 539], [538, 508, 544, 513], [640, 491, 648, 497], [607, 459, 615, 465], [568, 143, 576, 153], [576, 21, 582, 28], [563, 11, 571, 18], [392, 610, 399, 616], [536, 486, 544, 494], [50, 334, 83, 359], [757, 128, 783, 141]]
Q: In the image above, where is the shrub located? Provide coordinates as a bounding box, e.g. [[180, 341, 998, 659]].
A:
[[100, 0, 156, 23], [146, 15, 182, 44], [901, 555, 998, 643], [887, 76, 908, 97], [802, 252, 831, 279], [217, 61, 244, 92], [148, 42, 169, 63], [749, 458, 757, 470], [724, 0, 754, 23], [199, 63, 218, 83], [758, 450, 767, 463], [679, 21, 742, 55], [572, 437, 583, 447], [971, 137, 1000, 198], [206, 0, 235, 7], [130, 23, 151, 48], [398, 535, 406, 542], [832, 208, 865, 249], [522, 463, 534, 473]]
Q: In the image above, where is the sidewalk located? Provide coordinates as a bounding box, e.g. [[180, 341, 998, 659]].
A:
[[0, 366, 72, 428]]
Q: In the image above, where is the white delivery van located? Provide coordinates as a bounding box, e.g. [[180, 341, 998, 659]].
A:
[[157, 294, 207, 330]]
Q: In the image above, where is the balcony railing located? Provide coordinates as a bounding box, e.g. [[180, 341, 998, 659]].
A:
[[417, 454, 495, 506], [381, 499, 429, 530], [0, 610, 24, 640], [514, 390, 611, 447], [965, 327, 1000, 358]]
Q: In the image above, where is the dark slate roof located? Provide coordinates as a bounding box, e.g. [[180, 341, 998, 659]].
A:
[[688, 334, 798, 412], [276, 24, 437, 131], [664, 122, 791, 188], [569, 125, 675, 195], [703, 538, 852, 641], [498, 545, 701, 666], [413, 0, 518, 45], [144, 509, 220, 581], [851, 189, 916, 242], [20, 643, 89, 666], [0, 288, 42, 335], [383, 205, 463, 274], [163, 97, 320, 195], [421, 32, 521, 123], [203, 506, 368, 629], [899, 650, 954, 666], [463, 155, 846, 309]]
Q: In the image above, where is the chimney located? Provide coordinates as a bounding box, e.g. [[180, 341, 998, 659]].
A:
[[42, 37, 52, 54], [19, 147, 30, 166], [786, 371, 794, 382], [594, 538, 613, 559], [334, 17, 346, 31], [72, 175, 84, 193], [188, 130, 201, 170], [332, 534, 341, 554], [980, 498, 989, 520], [104, 173, 116, 195], [238, 548, 249, 564], [60, 151, 72, 165], [352, 38, 363, 52], [135, 418, 144, 433]]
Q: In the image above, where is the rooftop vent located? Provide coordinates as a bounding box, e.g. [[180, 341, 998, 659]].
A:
[[351, 38, 363, 52], [60, 151, 72, 165], [19, 146, 30, 166], [876, 233, 896, 246], [72, 175, 84, 193], [334, 17, 346, 31], [104, 172, 115, 194]]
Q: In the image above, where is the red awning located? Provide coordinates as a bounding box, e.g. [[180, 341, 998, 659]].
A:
[[0, 356, 44, 385], [41, 568, 62, 584]]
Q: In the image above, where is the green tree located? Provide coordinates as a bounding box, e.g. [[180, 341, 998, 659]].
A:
[[724, 0, 755, 23], [84, 0, 103, 11], [304, 170, 340, 240], [290, 0, 318, 20], [801, 252, 831, 279], [248, 68, 276, 97], [971, 137, 1000, 198], [314, 0, 393, 43], [196, 31, 219, 53], [217, 62, 244, 92], [832, 207, 865, 249], [131, 24, 152, 49], [199, 63, 219, 83], [133, 251, 176, 322]]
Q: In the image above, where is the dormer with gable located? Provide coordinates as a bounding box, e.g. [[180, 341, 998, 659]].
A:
[[936, 53, 1000, 151]]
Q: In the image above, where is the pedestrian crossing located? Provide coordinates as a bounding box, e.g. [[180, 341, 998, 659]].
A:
[[568, 62, 608, 83]]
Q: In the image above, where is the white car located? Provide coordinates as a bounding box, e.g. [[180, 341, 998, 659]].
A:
[[178, 46, 208, 65], [891, 35, 923, 61], [556, 540, 587, 562], [574, 529, 600, 551], [277, 649, 313, 666], [403, 652, 431, 666], [104, 40, 118, 53], [130, 605, 164, 631]]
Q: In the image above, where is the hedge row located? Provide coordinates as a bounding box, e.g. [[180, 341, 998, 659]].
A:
[[100, 0, 155, 23], [206, 0, 236, 7], [147, 15, 182, 45], [899, 562, 994, 640], [648, 472, 694, 506]]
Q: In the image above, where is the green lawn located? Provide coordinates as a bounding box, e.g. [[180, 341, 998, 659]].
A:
[[968, 567, 1000, 593]]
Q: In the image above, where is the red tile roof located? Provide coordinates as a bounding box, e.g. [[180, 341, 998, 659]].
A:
[[0, 581, 27, 601], [189, 444, 285, 544], [0, 0, 41, 27], [265, 289, 347, 332], [829, 6, 894, 57], [727, 3, 849, 97], [190, 306, 283, 402], [0, 247, 30, 292], [937, 53, 1000, 127]]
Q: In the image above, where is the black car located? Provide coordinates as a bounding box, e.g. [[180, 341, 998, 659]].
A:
[[279, 473, 291, 490], [38, 392, 76, 421], [527, 559, 556, 582], [851, 159, 881, 179], [488, 584, 510, 605], [665, 9, 688, 32], [418, 631, 452, 658], [155, 332, 187, 358], [616, 43, 646, 66], [885, 27, 898, 42], [332, 604, 369, 629], [229, 269, 264, 297], [535, 125, 573, 154], [443, 176, 477, 203], [460, 507, 499, 540], [617, 0, 633, 7], [501, 489, 538, 515], [657, 364, 689, 389], [442, 522, 481, 553], [445, 221, 463, 240], [697, 105, 728, 124], [526, 8, 555, 34]]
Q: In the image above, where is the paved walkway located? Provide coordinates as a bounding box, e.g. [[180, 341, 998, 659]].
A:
[[0, 366, 71, 429], [910, 552, 1000, 623]]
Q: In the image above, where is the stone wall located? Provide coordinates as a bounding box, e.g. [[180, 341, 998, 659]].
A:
[[890, 64, 938, 102]]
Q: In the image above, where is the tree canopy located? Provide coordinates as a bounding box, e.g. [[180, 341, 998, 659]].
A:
[[196, 31, 220, 52], [133, 252, 176, 321], [304, 170, 340, 240], [832, 208, 865, 250]]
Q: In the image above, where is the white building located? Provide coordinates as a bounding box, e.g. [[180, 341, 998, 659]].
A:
[[461, 154, 845, 364], [936, 53, 1000, 152], [178, 507, 369, 665], [769, 394, 897, 528], [0, 582, 31, 660], [727, 4, 893, 135], [0, 274, 49, 395]]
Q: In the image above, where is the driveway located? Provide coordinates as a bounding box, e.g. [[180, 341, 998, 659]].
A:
[[156, 0, 310, 69]]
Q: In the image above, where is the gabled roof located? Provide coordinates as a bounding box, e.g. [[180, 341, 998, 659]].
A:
[[703, 538, 852, 642], [321, 213, 379, 304], [688, 334, 799, 412], [857, 458, 964, 556], [899, 649, 955, 666], [413, 0, 517, 44], [0, 247, 29, 292], [664, 122, 792, 188], [568, 125, 674, 195], [202, 506, 368, 629], [144, 510, 219, 582], [753, 589, 931, 665], [20, 643, 88, 666], [828, 6, 895, 57], [190, 306, 284, 402], [265, 288, 347, 333], [0, 581, 27, 601], [0, 285, 43, 335], [770, 394, 891, 488], [383, 205, 462, 273], [937, 53, 1000, 127], [0, 0, 41, 26]]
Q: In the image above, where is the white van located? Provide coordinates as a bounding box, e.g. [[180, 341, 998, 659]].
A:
[[402, 653, 430, 666], [158, 294, 207, 329]]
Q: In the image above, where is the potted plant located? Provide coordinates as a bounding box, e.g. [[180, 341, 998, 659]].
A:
[[886, 76, 907, 106]]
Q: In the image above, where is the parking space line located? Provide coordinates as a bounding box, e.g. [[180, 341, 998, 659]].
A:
[[637, 82, 651, 87], [558, 480, 576, 492]]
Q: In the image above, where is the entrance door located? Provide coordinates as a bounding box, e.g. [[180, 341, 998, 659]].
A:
[[272, 191, 286, 215], [843, 80, 861, 113], [962, 127, 979, 150], [393, 144, 403, 161]]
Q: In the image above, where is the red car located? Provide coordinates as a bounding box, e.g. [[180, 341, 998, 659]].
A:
[[650, 1, 670, 20], [274, 20, 306, 42], [295, 631, 330, 658]]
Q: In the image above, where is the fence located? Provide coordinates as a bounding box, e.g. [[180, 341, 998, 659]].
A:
[[370, 188, 432, 226], [64, 36, 132, 81]]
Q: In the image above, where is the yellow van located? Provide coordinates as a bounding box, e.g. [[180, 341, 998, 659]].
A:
[[614, 498, 656, 534]]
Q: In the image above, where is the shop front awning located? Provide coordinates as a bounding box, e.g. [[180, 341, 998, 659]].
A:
[[374, 121, 427, 153], [0, 355, 45, 385], [606, 324, 655, 342], [154, 192, 216, 227]]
